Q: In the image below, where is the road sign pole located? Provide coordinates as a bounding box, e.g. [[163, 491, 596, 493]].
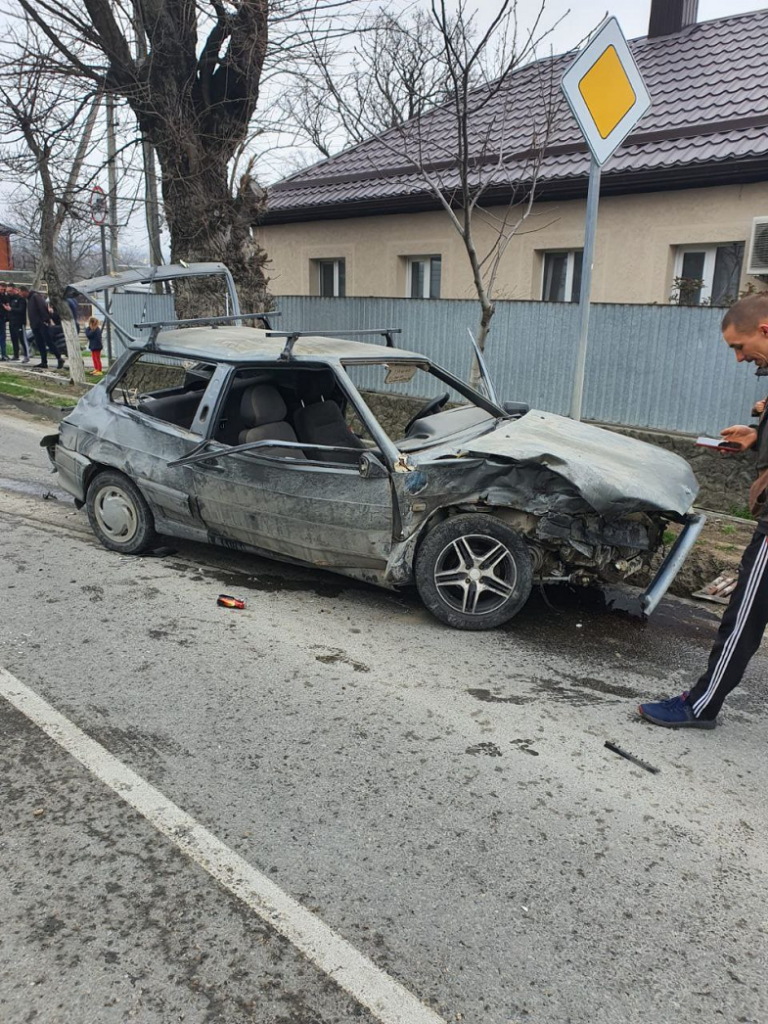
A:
[[570, 157, 602, 421], [561, 15, 651, 421]]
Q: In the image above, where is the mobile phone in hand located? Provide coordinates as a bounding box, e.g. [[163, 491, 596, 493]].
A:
[[696, 436, 742, 451]]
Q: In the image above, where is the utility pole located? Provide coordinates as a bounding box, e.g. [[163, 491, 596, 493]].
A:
[[106, 92, 119, 274], [142, 138, 163, 275]]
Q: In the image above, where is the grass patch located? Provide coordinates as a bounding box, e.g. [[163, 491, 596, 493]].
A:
[[662, 530, 677, 546], [721, 524, 737, 535], [728, 504, 754, 521], [0, 369, 79, 408], [0, 378, 36, 400]]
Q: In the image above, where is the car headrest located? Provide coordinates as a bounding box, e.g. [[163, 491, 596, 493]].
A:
[[240, 385, 287, 426], [301, 370, 337, 404]]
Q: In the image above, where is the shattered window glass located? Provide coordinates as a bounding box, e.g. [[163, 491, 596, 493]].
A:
[[343, 362, 478, 443], [111, 354, 215, 431]]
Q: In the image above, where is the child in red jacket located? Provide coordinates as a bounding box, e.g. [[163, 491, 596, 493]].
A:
[[85, 316, 103, 374]]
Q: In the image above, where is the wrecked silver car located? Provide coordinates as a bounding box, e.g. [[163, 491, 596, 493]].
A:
[[45, 263, 704, 630]]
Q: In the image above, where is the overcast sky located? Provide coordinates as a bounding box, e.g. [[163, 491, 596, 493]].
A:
[[495, 0, 767, 57]]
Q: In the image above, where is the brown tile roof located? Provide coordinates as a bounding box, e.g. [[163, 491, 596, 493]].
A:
[[264, 9, 768, 223]]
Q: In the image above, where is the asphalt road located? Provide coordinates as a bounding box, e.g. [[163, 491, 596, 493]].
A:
[[0, 405, 766, 1024]]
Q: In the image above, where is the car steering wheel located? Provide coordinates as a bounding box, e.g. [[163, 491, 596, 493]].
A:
[[404, 392, 450, 435]]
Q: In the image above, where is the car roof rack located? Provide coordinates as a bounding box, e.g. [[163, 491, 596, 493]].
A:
[[135, 312, 279, 346], [266, 328, 402, 362]]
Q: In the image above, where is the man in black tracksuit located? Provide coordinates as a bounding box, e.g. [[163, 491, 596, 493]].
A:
[[639, 293, 768, 729]]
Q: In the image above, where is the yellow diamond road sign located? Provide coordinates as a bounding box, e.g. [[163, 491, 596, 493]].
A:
[[562, 17, 651, 165]]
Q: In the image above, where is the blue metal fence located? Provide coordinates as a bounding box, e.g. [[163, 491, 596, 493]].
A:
[[108, 293, 764, 437]]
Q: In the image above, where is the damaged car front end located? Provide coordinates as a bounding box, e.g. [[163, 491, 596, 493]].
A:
[[380, 404, 703, 628]]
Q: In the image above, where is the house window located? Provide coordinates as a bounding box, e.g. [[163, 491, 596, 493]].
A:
[[672, 243, 744, 306], [406, 256, 441, 298], [542, 250, 583, 302], [317, 259, 345, 297]]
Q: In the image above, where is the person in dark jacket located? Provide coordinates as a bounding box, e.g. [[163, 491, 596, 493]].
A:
[[639, 293, 768, 729], [7, 286, 29, 362], [27, 286, 63, 369], [0, 282, 9, 361], [64, 288, 80, 334], [85, 316, 103, 374]]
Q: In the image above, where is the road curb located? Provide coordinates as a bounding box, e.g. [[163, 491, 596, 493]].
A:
[[0, 392, 68, 423]]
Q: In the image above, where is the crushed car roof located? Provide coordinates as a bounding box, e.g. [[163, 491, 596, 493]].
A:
[[145, 326, 423, 363]]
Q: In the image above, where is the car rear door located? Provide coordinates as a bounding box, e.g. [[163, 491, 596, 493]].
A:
[[98, 356, 227, 532]]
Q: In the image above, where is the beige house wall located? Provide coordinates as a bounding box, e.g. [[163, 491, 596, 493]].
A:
[[257, 181, 768, 304]]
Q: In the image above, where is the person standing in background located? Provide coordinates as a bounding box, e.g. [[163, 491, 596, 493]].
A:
[[65, 288, 81, 334], [8, 286, 29, 362], [85, 316, 103, 374], [27, 285, 62, 369], [0, 282, 9, 361]]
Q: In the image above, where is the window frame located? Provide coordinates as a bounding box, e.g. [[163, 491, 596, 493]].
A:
[[541, 250, 583, 303], [673, 245, 717, 305], [405, 255, 441, 299], [179, 360, 389, 471], [316, 258, 345, 297], [107, 351, 220, 438], [672, 243, 744, 306]]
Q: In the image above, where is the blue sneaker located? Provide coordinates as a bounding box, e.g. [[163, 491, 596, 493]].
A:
[[638, 692, 716, 729]]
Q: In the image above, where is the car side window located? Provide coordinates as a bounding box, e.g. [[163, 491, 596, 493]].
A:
[[112, 355, 216, 433], [214, 366, 375, 467]]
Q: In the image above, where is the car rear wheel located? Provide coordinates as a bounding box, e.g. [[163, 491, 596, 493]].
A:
[[86, 470, 156, 554], [415, 514, 533, 629]]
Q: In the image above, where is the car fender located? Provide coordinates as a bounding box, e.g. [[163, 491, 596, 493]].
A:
[[385, 501, 538, 586]]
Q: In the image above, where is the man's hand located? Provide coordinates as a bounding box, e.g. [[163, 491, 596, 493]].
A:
[[720, 424, 758, 453]]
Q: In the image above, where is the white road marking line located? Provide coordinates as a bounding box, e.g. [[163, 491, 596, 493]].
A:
[[0, 666, 447, 1024]]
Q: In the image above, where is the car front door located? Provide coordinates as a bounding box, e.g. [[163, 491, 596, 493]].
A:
[[186, 444, 394, 570]]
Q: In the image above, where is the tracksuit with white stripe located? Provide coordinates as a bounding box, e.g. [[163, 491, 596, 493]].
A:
[[688, 412, 768, 720]]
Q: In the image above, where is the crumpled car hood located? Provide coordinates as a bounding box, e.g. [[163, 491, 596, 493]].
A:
[[462, 410, 698, 518]]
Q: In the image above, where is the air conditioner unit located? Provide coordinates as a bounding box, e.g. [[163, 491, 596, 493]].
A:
[[747, 217, 768, 275]]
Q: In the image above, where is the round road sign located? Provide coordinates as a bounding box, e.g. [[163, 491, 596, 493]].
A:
[[90, 185, 108, 226]]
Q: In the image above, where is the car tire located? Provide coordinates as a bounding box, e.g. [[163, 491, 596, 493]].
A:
[[415, 514, 533, 630], [86, 470, 156, 555]]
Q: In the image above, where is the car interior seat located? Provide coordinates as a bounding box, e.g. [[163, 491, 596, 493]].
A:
[[293, 371, 365, 465], [238, 385, 304, 458]]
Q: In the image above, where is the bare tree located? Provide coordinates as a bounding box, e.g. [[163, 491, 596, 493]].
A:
[[329, 0, 564, 384], [401, 0, 563, 378], [13, 0, 360, 317], [282, 7, 463, 157], [0, 29, 105, 383], [10, 197, 103, 283]]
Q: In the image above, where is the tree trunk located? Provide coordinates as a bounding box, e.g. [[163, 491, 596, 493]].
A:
[[38, 194, 86, 383], [156, 146, 269, 319], [469, 302, 496, 390]]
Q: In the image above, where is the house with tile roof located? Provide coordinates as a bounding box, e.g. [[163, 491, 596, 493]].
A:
[[257, 1, 768, 307]]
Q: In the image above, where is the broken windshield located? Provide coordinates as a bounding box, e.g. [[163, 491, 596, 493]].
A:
[[341, 361, 497, 449]]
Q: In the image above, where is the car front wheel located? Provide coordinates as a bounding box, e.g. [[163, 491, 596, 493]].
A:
[[415, 514, 533, 629], [86, 470, 156, 554]]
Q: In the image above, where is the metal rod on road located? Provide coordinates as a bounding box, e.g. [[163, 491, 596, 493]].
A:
[[570, 157, 602, 421]]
